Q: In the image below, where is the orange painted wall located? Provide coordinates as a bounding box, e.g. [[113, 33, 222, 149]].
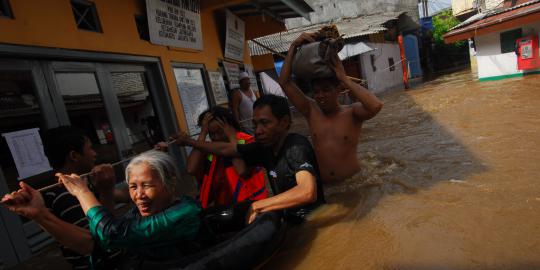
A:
[[0, 0, 264, 131], [243, 15, 286, 71]]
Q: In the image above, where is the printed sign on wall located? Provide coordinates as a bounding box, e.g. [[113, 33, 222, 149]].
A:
[[146, 0, 203, 50], [208, 71, 229, 105], [224, 9, 245, 61], [2, 128, 52, 180], [222, 61, 240, 89], [173, 68, 209, 135]]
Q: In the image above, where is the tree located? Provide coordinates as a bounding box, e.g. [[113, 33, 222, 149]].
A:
[[432, 9, 465, 46], [428, 9, 469, 70]]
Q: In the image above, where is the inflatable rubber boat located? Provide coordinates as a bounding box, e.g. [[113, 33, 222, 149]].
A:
[[136, 203, 287, 270]]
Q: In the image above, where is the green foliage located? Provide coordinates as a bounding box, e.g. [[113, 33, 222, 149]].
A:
[[432, 9, 465, 46]]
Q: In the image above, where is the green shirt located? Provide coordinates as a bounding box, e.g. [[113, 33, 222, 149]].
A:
[[87, 196, 201, 260]]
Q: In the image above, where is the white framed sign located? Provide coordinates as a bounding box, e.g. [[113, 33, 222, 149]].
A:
[[173, 68, 209, 135], [222, 61, 240, 89], [224, 9, 245, 61], [146, 0, 203, 50], [208, 71, 229, 105]]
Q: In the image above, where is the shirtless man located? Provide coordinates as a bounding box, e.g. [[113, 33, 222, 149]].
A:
[[278, 33, 383, 183]]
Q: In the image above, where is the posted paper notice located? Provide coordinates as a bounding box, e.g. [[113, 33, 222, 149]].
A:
[[2, 128, 52, 180]]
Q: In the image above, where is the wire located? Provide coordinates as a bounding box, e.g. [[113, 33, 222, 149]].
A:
[[37, 139, 178, 192]]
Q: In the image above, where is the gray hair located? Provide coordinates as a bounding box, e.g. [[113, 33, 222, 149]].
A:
[[125, 150, 179, 191]]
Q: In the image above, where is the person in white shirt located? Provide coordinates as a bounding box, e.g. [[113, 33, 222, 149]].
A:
[[231, 72, 259, 134]]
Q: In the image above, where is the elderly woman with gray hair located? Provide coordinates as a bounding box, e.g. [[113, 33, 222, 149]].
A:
[[2, 150, 201, 266]]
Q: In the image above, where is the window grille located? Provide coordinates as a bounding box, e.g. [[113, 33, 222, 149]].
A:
[[71, 0, 102, 32]]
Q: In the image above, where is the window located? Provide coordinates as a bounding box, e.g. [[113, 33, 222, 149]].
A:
[[134, 15, 150, 41], [500, 28, 522, 53], [71, 0, 102, 32], [0, 0, 13, 18], [388, 58, 395, 71]]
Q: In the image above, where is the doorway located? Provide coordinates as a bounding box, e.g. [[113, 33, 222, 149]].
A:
[[0, 58, 177, 267]]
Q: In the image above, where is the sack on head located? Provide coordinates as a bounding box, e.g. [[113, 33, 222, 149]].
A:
[[291, 25, 344, 81]]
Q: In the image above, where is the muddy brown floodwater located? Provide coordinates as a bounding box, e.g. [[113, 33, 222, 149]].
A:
[[264, 70, 540, 270]]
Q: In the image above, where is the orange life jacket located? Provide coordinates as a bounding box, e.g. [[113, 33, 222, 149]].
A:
[[199, 132, 268, 209]]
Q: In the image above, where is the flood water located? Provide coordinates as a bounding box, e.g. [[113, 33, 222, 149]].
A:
[[265, 70, 540, 270]]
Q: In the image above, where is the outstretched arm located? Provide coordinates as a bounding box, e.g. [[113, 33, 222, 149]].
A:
[[1, 182, 94, 255], [278, 33, 316, 117], [330, 53, 383, 121], [172, 131, 240, 158]]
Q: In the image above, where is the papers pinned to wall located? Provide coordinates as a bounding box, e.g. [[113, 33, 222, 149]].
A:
[[224, 9, 245, 62], [222, 61, 240, 89], [208, 71, 229, 105], [2, 128, 52, 180], [173, 68, 209, 135]]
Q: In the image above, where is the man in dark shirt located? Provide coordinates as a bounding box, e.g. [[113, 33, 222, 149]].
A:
[[40, 126, 120, 269], [174, 95, 325, 224]]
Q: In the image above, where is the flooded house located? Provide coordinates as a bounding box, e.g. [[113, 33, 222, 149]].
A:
[[249, 0, 422, 94], [445, 0, 540, 81]]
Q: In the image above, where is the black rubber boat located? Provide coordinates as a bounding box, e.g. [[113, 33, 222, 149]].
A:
[[137, 203, 287, 270]]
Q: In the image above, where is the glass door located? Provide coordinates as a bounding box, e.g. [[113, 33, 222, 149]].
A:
[[0, 58, 176, 268], [108, 64, 166, 154], [45, 62, 129, 168], [0, 59, 59, 267]]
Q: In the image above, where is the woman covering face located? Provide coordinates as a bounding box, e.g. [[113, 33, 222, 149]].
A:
[[178, 106, 269, 209]]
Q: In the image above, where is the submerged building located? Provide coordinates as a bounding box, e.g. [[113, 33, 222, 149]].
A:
[[445, 0, 540, 81]]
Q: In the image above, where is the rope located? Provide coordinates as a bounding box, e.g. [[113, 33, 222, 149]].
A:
[[37, 139, 178, 192]]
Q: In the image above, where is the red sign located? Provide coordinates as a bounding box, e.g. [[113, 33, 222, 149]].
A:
[[516, 35, 540, 70]]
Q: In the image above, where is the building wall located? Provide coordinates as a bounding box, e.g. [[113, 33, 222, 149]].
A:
[[452, 0, 477, 16], [360, 42, 404, 93], [285, 0, 419, 30], [475, 20, 540, 80], [0, 0, 276, 131], [243, 15, 285, 71]]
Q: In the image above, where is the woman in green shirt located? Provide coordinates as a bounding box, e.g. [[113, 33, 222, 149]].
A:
[[3, 150, 201, 267]]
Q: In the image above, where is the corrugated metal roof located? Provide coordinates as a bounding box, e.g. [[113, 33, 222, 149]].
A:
[[227, 0, 314, 22], [248, 12, 404, 56], [450, 0, 540, 31]]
